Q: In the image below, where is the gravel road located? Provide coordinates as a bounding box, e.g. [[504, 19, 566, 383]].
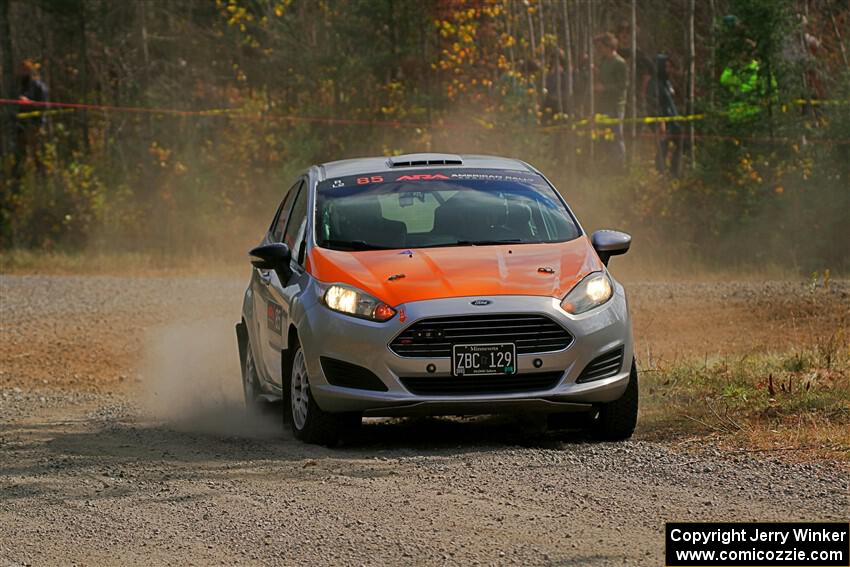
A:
[[1, 275, 848, 566]]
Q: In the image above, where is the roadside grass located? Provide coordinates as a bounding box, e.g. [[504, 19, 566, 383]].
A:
[[640, 337, 850, 462]]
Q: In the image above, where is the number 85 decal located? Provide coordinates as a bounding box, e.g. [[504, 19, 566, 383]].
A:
[[357, 175, 384, 185]]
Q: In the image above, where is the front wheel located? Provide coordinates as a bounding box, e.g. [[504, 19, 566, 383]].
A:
[[590, 359, 638, 441], [286, 341, 360, 446]]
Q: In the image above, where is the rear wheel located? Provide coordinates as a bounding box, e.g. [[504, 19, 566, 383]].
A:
[[286, 341, 360, 446], [590, 359, 638, 441]]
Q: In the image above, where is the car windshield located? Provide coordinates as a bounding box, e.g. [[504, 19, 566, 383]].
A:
[[315, 169, 580, 251]]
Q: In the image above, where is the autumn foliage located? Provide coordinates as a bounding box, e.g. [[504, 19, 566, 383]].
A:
[[0, 0, 847, 271]]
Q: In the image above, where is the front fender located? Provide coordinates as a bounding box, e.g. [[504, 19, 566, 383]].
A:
[[284, 273, 319, 351]]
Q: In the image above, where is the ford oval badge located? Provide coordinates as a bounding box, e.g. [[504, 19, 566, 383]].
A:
[[470, 299, 491, 306]]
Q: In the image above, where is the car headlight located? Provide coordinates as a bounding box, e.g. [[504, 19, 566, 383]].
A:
[[561, 272, 613, 314], [322, 284, 396, 322]]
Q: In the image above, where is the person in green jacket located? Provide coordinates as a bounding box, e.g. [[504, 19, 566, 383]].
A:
[[593, 32, 628, 170], [719, 43, 777, 123]]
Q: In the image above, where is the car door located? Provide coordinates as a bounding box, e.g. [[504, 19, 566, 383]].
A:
[[251, 178, 304, 389]]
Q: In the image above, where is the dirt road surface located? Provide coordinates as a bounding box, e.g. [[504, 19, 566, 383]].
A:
[[1, 275, 848, 566]]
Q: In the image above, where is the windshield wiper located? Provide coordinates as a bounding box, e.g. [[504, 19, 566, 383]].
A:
[[322, 239, 393, 251], [417, 238, 524, 248], [460, 239, 524, 246]]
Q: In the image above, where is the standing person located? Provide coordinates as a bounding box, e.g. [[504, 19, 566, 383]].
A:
[[647, 54, 682, 176], [593, 32, 628, 171], [13, 59, 49, 179], [616, 21, 655, 120], [2, 59, 48, 241], [719, 40, 776, 124]]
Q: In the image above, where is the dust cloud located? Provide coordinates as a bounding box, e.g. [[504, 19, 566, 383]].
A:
[[139, 317, 280, 438]]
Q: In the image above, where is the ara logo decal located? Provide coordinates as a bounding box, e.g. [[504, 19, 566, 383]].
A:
[[395, 174, 450, 181], [470, 299, 492, 306], [266, 302, 283, 334]]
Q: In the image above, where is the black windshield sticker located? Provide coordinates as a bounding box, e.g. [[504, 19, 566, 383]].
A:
[[319, 168, 541, 191]]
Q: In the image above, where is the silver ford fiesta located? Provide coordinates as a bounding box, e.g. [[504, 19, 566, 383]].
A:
[[236, 153, 636, 445]]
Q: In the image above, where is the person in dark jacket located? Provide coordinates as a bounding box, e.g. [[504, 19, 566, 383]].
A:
[[16, 59, 49, 127], [13, 59, 49, 182], [647, 54, 681, 176]]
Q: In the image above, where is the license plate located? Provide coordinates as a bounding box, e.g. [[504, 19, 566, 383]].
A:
[[452, 343, 516, 376]]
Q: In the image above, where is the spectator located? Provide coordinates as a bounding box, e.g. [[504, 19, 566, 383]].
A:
[[647, 54, 682, 176], [593, 32, 628, 170], [616, 21, 655, 120], [716, 14, 782, 134], [14, 59, 49, 179], [782, 15, 826, 116], [719, 40, 776, 123]]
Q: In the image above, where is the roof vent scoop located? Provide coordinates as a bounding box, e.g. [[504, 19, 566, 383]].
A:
[[387, 153, 463, 167]]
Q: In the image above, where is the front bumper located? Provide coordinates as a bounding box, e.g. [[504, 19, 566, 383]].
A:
[[298, 285, 633, 417]]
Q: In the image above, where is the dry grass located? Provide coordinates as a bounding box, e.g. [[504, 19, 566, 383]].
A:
[[640, 335, 850, 462]]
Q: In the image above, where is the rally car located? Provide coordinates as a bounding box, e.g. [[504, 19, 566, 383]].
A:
[[236, 153, 636, 445]]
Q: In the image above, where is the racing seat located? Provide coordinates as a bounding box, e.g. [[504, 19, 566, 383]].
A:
[[432, 202, 464, 241], [433, 200, 495, 242], [332, 197, 407, 248]]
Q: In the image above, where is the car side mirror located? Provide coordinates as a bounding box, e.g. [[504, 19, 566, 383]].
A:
[[249, 242, 292, 279], [591, 230, 631, 266]]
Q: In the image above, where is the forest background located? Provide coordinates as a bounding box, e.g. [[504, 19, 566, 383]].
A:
[[1, 0, 848, 275]]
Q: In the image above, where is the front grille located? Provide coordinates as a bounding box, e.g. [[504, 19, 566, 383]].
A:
[[389, 314, 572, 358], [320, 357, 388, 392], [399, 371, 564, 396], [576, 347, 624, 383]]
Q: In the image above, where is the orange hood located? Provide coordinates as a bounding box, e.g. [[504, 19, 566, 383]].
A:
[[307, 237, 603, 307]]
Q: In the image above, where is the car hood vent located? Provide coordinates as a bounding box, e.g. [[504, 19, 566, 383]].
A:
[[387, 153, 463, 167]]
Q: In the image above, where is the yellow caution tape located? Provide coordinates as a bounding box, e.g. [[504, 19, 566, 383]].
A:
[[793, 98, 850, 106], [15, 108, 77, 119]]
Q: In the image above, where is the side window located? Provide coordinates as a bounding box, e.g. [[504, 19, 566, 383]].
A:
[[283, 182, 309, 265], [271, 180, 303, 241], [268, 200, 286, 238]]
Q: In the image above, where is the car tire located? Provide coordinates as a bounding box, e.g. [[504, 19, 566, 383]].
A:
[[591, 359, 638, 441], [286, 340, 359, 446], [242, 343, 265, 414]]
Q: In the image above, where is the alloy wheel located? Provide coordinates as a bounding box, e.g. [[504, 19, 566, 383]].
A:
[[290, 348, 309, 430]]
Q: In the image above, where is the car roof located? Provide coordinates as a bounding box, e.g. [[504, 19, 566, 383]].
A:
[[316, 153, 537, 181]]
